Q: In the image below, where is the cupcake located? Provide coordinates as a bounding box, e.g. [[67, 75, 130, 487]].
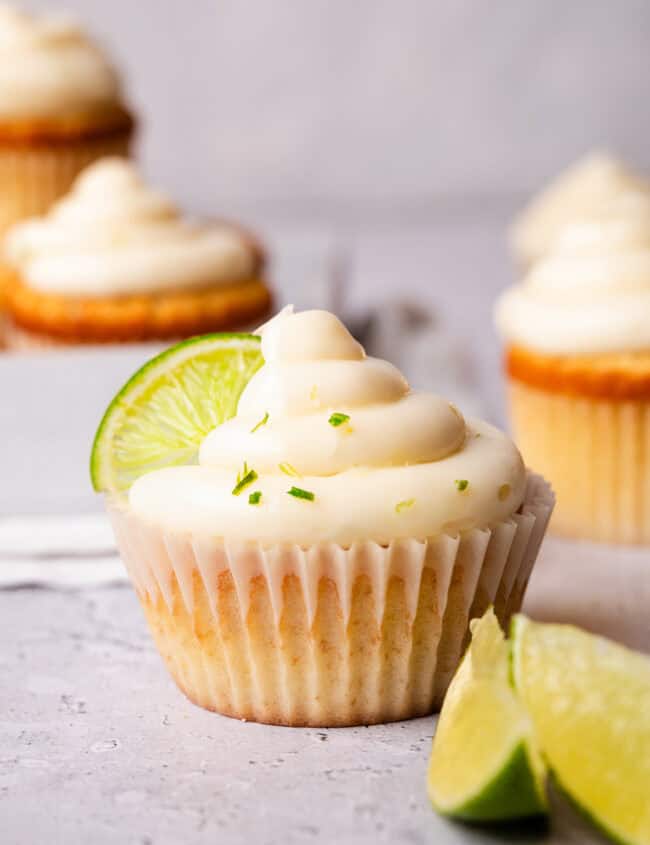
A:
[[106, 309, 553, 726], [0, 6, 134, 235], [497, 190, 650, 544], [510, 152, 648, 271], [2, 158, 271, 348]]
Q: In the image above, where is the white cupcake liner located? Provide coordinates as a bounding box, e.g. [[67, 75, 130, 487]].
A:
[[107, 471, 554, 726]]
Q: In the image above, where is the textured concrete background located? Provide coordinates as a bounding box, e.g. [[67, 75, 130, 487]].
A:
[[0, 586, 606, 845], [22, 0, 650, 221]]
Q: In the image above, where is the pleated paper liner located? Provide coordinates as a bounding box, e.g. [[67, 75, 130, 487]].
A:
[[107, 472, 553, 727], [0, 128, 132, 236], [508, 380, 650, 544]]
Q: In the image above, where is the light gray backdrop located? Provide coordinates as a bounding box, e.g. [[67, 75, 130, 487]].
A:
[[24, 0, 650, 221]]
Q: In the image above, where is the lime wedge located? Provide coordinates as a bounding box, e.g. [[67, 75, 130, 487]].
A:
[[90, 333, 263, 493], [427, 608, 547, 822], [512, 616, 650, 845]]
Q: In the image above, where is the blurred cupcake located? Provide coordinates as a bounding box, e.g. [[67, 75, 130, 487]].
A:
[[497, 190, 650, 544], [108, 309, 553, 725], [2, 158, 271, 348], [0, 5, 134, 235], [510, 152, 648, 271]]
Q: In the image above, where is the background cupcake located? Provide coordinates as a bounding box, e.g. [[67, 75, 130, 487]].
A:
[[1, 158, 271, 348], [105, 309, 553, 726], [510, 152, 648, 272], [0, 5, 134, 236], [497, 190, 650, 544]]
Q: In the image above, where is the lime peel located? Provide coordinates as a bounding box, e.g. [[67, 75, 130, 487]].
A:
[[511, 615, 650, 845], [90, 333, 263, 493], [427, 609, 547, 822]]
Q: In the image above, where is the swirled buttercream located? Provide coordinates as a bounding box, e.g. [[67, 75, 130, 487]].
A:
[[129, 309, 526, 544], [4, 158, 258, 296], [510, 152, 648, 267], [497, 190, 650, 354], [0, 5, 125, 120]]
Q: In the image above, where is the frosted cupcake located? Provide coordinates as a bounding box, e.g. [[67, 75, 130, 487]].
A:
[[510, 152, 648, 271], [0, 6, 134, 236], [497, 190, 650, 544], [2, 158, 271, 348], [106, 309, 553, 726]]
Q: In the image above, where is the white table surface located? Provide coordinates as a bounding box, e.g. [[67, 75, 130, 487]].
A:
[[0, 229, 639, 844]]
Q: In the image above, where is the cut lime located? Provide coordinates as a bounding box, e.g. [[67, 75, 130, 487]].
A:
[[90, 333, 263, 493], [427, 608, 547, 822], [512, 616, 650, 845]]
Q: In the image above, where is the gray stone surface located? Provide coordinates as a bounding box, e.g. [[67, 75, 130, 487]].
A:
[[1, 587, 602, 845]]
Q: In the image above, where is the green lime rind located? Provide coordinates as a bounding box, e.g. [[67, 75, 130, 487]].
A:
[[431, 740, 547, 823], [511, 614, 650, 845], [90, 333, 262, 493], [427, 609, 548, 825]]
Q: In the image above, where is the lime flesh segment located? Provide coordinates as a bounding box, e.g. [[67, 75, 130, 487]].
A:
[[511, 615, 650, 845], [427, 609, 547, 822], [90, 333, 263, 493]]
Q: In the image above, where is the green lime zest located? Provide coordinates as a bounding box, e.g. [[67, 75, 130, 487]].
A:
[[328, 412, 350, 427], [251, 412, 269, 433], [395, 498, 415, 513], [287, 486, 315, 502], [232, 467, 258, 496]]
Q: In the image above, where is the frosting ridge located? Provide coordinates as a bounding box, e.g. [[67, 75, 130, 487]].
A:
[[510, 152, 648, 267], [497, 190, 650, 354], [4, 158, 257, 296], [130, 309, 526, 544]]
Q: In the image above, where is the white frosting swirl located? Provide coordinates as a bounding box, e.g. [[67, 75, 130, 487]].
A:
[[4, 158, 257, 296], [129, 309, 526, 544], [510, 152, 648, 267], [497, 190, 650, 354], [0, 6, 125, 120]]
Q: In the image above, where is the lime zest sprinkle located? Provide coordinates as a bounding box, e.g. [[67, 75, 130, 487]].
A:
[[279, 462, 301, 477], [248, 491, 262, 505], [395, 498, 415, 513], [310, 385, 319, 402], [236, 461, 249, 484], [250, 412, 269, 433], [287, 486, 315, 502], [328, 412, 350, 428], [498, 483, 511, 501], [455, 479, 469, 492], [233, 466, 258, 495]]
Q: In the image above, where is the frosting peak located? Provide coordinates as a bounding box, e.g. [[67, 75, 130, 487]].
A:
[[130, 309, 526, 544], [497, 190, 650, 354], [4, 158, 257, 297], [0, 5, 125, 120], [201, 309, 466, 475], [511, 152, 648, 267]]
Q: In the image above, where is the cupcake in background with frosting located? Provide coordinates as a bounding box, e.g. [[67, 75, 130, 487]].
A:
[[1, 158, 271, 348], [0, 5, 134, 235], [496, 190, 650, 543], [107, 308, 554, 726], [510, 151, 648, 271]]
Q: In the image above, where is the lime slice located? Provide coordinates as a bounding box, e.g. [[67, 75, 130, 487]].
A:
[[90, 333, 263, 493], [427, 608, 547, 822], [512, 616, 650, 845]]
